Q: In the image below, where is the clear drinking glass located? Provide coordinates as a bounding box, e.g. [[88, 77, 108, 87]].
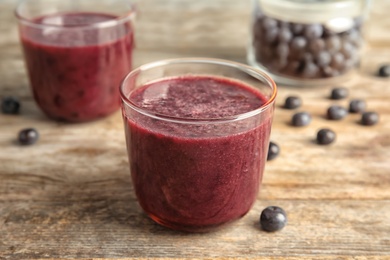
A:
[[15, 0, 135, 122], [120, 58, 277, 232]]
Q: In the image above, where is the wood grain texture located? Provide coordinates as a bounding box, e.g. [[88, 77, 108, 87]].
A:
[[1, 0, 390, 259]]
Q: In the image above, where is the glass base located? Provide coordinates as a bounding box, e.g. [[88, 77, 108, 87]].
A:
[[148, 212, 245, 233]]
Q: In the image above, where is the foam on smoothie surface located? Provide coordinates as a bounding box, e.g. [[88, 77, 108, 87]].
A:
[[129, 76, 267, 119]]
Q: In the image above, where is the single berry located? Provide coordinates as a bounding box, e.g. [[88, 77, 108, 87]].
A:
[[284, 96, 302, 109], [330, 53, 344, 69], [341, 42, 355, 59], [1, 96, 20, 114], [302, 62, 319, 78], [278, 27, 293, 42], [361, 111, 379, 126], [309, 38, 325, 54], [327, 105, 348, 120], [349, 99, 366, 113], [304, 24, 323, 39], [260, 206, 287, 232], [316, 128, 336, 145], [292, 112, 311, 126], [262, 17, 278, 30], [316, 51, 331, 67], [291, 23, 304, 34], [330, 87, 349, 100], [378, 64, 390, 77], [18, 128, 39, 145], [267, 142, 280, 161], [291, 37, 307, 50], [276, 43, 289, 59], [265, 27, 279, 43], [326, 36, 341, 52]]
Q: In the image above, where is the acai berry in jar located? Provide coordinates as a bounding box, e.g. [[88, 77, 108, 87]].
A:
[[248, 0, 369, 86]]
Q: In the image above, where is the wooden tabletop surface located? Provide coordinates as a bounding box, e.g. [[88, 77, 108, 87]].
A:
[[1, 0, 390, 259]]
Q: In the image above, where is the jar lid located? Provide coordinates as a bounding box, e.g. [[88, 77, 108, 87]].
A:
[[259, 0, 367, 24]]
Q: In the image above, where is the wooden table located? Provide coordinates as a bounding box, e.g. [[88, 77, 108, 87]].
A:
[[1, 0, 390, 259]]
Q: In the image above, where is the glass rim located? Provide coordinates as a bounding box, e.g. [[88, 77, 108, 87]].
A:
[[14, 0, 136, 30], [120, 57, 277, 124]]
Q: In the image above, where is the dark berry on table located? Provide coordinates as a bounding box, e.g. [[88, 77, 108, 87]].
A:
[[378, 64, 390, 77], [327, 105, 348, 120], [284, 96, 302, 109], [330, 87, 349, 100], [292, 112, 311, 127], [349, 99, 366, 113], [18, 128, 39, 145], [1, 96, 20, 114], [267, 141, 280, 161], [316, 128, 336, 145], [361, 111, 379, 126], [260, 206, 287, 232]]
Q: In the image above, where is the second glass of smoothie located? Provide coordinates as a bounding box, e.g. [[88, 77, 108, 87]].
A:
[[16, 0, 135, 122], [120, 58, 277, 232]]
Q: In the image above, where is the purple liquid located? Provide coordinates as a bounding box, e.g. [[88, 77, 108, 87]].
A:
[[124, 76, 273, 231], [20, 12, 134, 122]]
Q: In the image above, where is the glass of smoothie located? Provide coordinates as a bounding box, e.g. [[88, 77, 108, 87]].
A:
[[120, 58, 277, 232], [15, 0, 135, 122]]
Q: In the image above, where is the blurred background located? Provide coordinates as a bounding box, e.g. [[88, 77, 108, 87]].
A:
[[0, 0, 389, 95]]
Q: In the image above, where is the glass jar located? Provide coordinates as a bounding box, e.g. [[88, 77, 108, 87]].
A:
[[248, 0, 369, 86]]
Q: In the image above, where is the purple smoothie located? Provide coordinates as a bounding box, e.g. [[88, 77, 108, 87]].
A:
[[123, 76, 274, 231], [20, 12, 134, 122]]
